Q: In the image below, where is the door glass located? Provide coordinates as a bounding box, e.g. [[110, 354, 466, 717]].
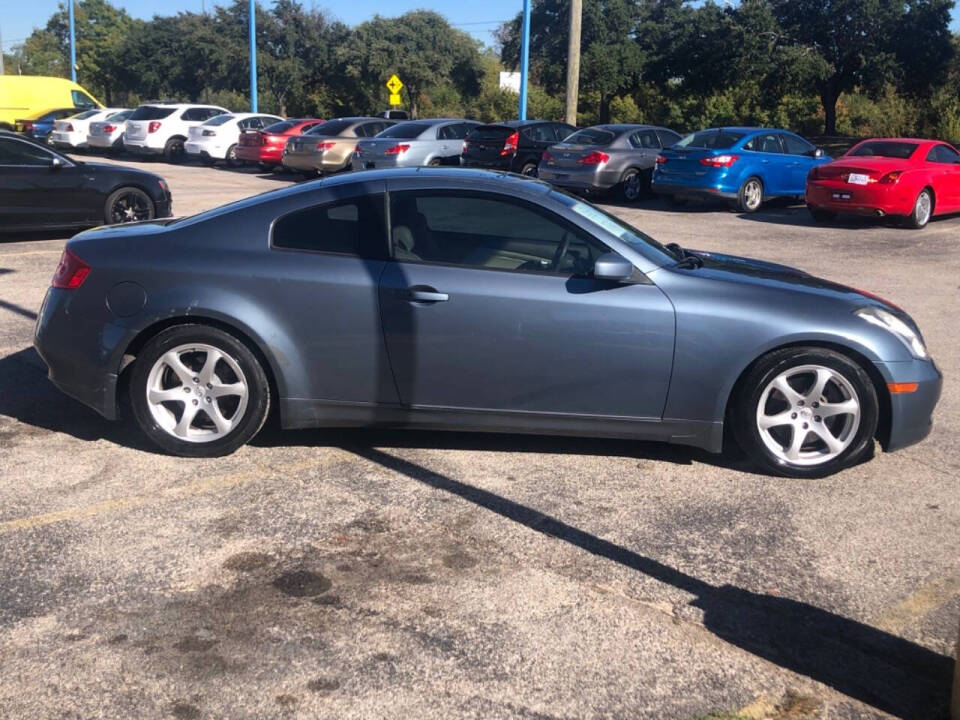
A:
[[0, 138, 58, 166], [389, 190, 606, 275], [271, 194, 387, 257], [781, 134, 814, 155], [926, 144, 960, 164], [745, 134, 783, 153], [633, 130, 660, 149]]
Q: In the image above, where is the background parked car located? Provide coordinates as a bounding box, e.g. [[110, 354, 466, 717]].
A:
[[86, 110, 135, 151], [0, 130, 172, 232], [352, 118, 480, 171], [185, 112, 283, 167], [538, 124, 682, 201], [282, 117, 396, 176], [124, 103, 229, 162], [236, 118, 324, 171], [653, 127, 830, 212], [13, 108, 79, 141], [49, 108, 129, 150], [461, 120, 577, 176], [0, 75, 100, 131], [806, 138, 960, 228]]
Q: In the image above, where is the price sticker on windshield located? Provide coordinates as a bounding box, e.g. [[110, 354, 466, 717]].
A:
[[847, 173, 870, 185]]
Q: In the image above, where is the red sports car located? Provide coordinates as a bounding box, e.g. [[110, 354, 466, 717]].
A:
[[236, 118, 324, 170], [805, 137, 960, 228]]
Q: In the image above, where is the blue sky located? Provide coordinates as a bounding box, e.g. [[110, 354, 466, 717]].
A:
[[4, 0, 960, 53]]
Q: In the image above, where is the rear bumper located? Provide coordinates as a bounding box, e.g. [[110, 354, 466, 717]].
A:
[[805, 182, 914, 217], [124, 139, 164, 155], [282, 153, 349, 173], [186, 140, 228, 160], [538, 165, 620, 191], [50, 131, 88, 148], [236, 145, 281, 164], [652, 181, 737, 200], [461, 156, 513, 171], [87, 134, 120, 148], [874, 358, 943, 452]]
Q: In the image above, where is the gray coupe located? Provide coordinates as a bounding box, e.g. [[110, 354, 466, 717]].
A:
[[34, 169, 940, 477], [352, 118, 481, 170], [538, 124, 683, 200]]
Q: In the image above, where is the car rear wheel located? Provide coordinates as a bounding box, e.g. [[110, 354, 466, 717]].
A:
[[808, 206, 836, 223], [520, 162, 538, 177], [904, 189, 933, 229], [225, 144, 239, 168], [130, 325, 270, 457], [427, 157, 443, 167], [618, 168, 643, 202], [737, 176, 764, 213], [163, 137, 186, 163], [732, 347, 878, 478], [105, 187, 155, 225]]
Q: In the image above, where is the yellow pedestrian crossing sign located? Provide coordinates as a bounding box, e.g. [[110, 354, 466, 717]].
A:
[[386, 74, 403, 95]]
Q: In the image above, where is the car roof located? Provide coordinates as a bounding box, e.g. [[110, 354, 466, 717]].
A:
[[478, 120, 564, 128], [137, 103, 227, 109]]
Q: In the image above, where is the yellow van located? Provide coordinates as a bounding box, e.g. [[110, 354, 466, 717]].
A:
[[0, 76, 102, 130]]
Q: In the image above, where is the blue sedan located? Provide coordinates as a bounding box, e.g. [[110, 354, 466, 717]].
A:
[[33, 168, 939, 477], [652, 127, 832, 212]]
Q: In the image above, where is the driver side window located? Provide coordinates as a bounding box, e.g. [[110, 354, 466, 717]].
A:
[[389, 190, 608, 275]]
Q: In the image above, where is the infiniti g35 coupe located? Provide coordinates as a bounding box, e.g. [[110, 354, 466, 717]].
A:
[[0, 130, 172, 232], [34, 169, 940, 477]]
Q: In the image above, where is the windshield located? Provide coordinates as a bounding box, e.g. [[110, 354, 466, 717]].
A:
[[563, 128, 615, 146], [204, 114, 235, 127], [377, 122, 432, 139], [676, 129, 745, 150], [130, 106, 175, 121], [847, 141, 918, 159], [307, 119, 353, 136], [550, 190, 681, 263], [469, 126, 514, 141], [264, 120, 296, 134]]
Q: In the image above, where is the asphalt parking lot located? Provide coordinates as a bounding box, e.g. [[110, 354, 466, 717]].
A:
[[0, 154, 958, 720]]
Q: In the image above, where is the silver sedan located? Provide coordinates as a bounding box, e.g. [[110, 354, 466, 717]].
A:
[[538, 124, 682, 201], [352, 118, 480, 170]]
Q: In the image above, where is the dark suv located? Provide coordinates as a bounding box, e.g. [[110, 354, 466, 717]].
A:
[[461, 120, 577, 176]]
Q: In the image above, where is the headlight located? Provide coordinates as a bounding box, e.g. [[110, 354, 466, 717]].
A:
[[856, 306, 927, 358]]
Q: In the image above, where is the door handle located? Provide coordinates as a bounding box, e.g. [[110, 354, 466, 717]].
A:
[[406, 287, 449, 303]]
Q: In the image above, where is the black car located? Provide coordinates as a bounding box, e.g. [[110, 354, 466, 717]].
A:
[[0, 131, 173, 233], [461, 120, 577, 176]]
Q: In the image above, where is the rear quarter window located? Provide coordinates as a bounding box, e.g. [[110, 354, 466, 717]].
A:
[[271, 194, 387, 257], [130, 106, 175, 121]]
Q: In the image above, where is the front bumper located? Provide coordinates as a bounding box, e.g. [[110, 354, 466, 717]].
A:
[[538, 165, 620, 192], [874, 358, 943, 452]]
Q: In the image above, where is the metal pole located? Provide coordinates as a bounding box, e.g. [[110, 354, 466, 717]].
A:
[[0, 24, 5, 75], [249, 0, 258, 112], [564, 0, 582, 126], [518, 0, 531, 120], [68, 0, 76, 82]]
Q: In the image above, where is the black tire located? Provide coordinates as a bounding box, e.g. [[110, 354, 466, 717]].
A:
[[163, 136, 186, 163], [618, 168, 643, 202], [732, 346, 878, 478], [520, 162, 538, 177], [224, 144, 239, 168], [104, 186, 156, 225], [736, 176, 764, 213], [427, 157, 443, 167], [809, 206, 836, 223], [130, 325, 270, 457], [903, 188, 933, 229]]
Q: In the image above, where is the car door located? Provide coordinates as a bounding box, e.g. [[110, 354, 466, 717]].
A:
[[925, 144, 960, 211], [779, 133, 819, 194], [0, 136, 93, 229], [629, 129, 663, 169], [742, 133, 789, 195], [378, 187, 676, 420]]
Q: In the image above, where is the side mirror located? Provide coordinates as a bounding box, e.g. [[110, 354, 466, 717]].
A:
[[50, 157, 65, 170], [593, 252, 635, 282], [813, 147, 824, 159]]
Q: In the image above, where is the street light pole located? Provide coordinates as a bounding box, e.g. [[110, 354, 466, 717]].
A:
[[249, 0, 258, 112], [518, 0, 531, 120], [68, 0, 76, 82]]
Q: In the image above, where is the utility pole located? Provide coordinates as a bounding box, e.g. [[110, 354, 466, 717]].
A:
[[249, 0, 258, 111], [0, 24, 5, 75], [518, 0, 531, 120], [564, 0, 582, 126], [69, 0, 77, 82]]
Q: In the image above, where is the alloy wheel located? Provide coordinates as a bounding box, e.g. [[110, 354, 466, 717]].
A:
[[145, 343, 249, 443], [743, 179, 762, 211], [755, 364, 861, 466], [915, 191, 931, 226], [623, 171, 641, 201], [110, 190, 153, 224]]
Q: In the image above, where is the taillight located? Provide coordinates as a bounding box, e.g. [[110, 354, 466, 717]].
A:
[[315, 141, 335, 151], [655, 155, 667, 164], [202, 129, 216, 136], [103, 124, 117, 133], [148, 121, 162, 133], [384, 144, 409, 155], [578, 151, 610, 165], [51, 248, 90, 289], [542, 150, 555, 163], [461, 140, 467, 154], [501, 131, 519, 156], [808, 165, 821, 181], [64, 123, 74, 132], [879, 170, 903, 184], [23, 122, 34, 130], [353, 143, 362, 157], [700, 154, 739, 167]]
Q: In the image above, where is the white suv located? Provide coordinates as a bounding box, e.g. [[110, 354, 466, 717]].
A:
[[185, 112, 283, 166], [124, 103, 229, 162]]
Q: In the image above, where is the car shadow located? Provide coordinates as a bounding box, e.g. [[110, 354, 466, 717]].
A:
[[344, 445, 955, 719]]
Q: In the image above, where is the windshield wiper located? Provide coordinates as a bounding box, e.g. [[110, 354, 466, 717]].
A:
[[666, 242, 703, 269]]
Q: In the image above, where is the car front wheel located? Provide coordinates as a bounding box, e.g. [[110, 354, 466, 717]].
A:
[[733, 347, 878, 478], [105, 187, 155, 224], [130, 325, 271, 457]]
